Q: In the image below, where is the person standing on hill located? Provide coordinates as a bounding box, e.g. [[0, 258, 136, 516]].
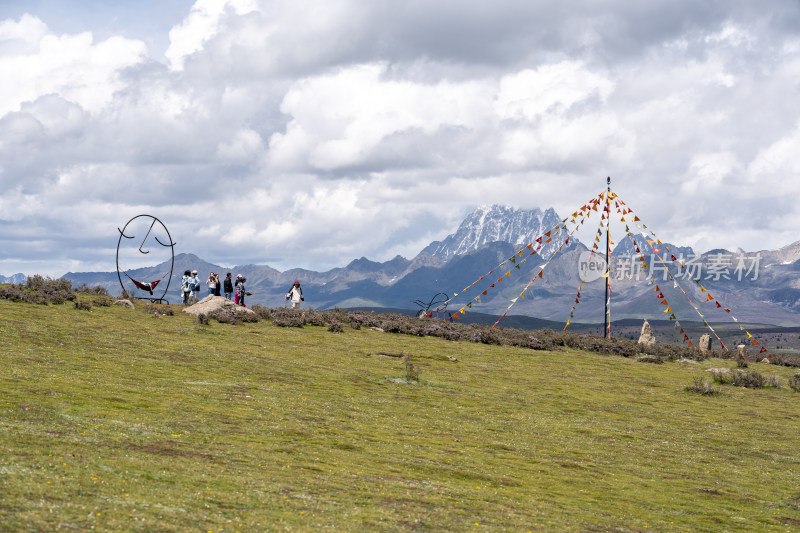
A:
[[286, 280, 304, 309], [181, 270, 192, 305], [235, 274, 247, 307], [206, 272, 217, 297], [223, 272, 234, 300], [214, 273, 222, 297], [191, 270, 201, 304]]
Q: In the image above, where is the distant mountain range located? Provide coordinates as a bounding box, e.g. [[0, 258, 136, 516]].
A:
[[45, 204, 800, 327], [0, 273, 26, 284]]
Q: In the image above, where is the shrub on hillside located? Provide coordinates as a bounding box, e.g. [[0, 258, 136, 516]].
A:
[[0, 275, 76, 305], [345, 312, 381, 330], [769, 354, 800, 368], [251, 305, 272, 320], [637, 354, 664, 364], [789, 373, 800, 392], [230, 305, 712, 361], [709, 369, 732, 384], [0, 285, 35, 303], [302, 310, 327, 327], [208, 308, 258, 325], [326, 308, 351, 324], [142, 304, 173, 316], [73, 301, 92, 311], [729, 369, 779, 389], [271, 312, 304, 328], [735, 353, 749, 368], [404, 354, 420, 382], [26, 275, 72, 293], [327, 322, 344, 333], [379, 317, 407, 334], [686, 377, 721, 395], [92, 297, 113, 307], [75, 284, 110, 296], [476, 327, 502, 345]]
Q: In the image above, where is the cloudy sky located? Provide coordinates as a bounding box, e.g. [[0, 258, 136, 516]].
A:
[[1, 0, 799, 277]]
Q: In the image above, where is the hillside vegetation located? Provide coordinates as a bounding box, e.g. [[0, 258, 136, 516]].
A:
[[1, 291, 799, 531]]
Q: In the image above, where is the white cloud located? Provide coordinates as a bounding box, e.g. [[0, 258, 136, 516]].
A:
[[747, 124, 800, 182], [681, 152, 741, 195], [705, 23, 755, 48], [3, 0, 800, 277], [0, 186, 44, 222], [0, 13, 48, 47], [216, 128, 264, 162], [495, 61, 614, 121], [0, 17, 146, 116], [269, 63, 494, 171], [165, 0, 259, 70]]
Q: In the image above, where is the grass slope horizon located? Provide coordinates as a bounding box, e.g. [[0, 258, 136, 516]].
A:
[[1, 296, 800, 531]]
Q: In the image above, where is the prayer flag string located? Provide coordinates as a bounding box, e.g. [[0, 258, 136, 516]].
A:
[[619, 202, 771, 356]]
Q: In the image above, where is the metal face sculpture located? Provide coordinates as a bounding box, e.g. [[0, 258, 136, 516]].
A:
[[411, 292, 450, 320], [116, 215, 176, 303]]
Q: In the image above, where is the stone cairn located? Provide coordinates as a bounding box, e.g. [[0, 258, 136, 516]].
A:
[[698, 334, 712, 354], [638, 319, 656, 346]]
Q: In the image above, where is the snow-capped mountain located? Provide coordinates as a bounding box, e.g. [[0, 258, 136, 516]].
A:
[[0, 273, 27, 284], [421, 205, 565, 260]]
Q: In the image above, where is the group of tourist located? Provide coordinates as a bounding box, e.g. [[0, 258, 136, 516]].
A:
[[180, 270, 303, 309]]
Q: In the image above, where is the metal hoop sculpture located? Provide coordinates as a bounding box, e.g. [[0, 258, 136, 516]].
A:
[[411, 292, 450, 320], [116, 215, 176, 304]]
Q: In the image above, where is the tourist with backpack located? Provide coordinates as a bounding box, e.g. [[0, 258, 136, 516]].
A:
[[181, 270, 192, 305]]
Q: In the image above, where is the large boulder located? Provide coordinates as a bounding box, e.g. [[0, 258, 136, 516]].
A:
[[182, 295, 255, 316], [638, 319, 656, 346]]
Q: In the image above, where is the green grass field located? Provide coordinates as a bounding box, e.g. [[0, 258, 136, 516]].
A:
[[1, 296, 799, 531]]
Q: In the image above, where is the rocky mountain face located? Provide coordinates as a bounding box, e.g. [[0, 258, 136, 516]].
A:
[[56, 204, 800, 327], [421, 205, 564, 260], [612, 233, 694, 258]]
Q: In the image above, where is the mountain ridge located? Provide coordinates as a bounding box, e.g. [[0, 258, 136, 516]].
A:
[[47, 204, 800, 326]]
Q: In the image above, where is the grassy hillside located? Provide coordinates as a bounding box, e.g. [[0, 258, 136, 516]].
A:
[[1, 296, 799, 531]]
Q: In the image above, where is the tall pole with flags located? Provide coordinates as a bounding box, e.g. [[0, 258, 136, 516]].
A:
[[604, 176, 611, 338]]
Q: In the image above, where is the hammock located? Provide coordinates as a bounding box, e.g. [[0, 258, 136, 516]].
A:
[[123, 271, 162, 295]]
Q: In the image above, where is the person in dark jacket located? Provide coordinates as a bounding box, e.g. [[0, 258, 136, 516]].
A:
[[223, 272, 234, 300]]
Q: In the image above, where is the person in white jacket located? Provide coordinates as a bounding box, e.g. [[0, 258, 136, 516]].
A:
[[286, 281, 304, 309]]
